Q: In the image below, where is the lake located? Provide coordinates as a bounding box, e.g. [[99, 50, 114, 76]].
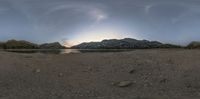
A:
[[3, 49, 134, 54]]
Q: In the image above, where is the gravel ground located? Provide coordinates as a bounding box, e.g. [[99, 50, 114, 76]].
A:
[[0, 49, 200, 99]]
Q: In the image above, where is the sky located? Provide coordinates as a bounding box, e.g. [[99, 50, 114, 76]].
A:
[[0, 0, 200, 46]]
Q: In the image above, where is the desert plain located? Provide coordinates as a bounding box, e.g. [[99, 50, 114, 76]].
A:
[[0, 49, 200, 99]]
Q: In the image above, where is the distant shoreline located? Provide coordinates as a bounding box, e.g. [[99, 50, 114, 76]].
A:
[[0, 38, 200, 49]]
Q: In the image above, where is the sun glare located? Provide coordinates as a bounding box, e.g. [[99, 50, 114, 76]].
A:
[[64, 29, 128, 47]]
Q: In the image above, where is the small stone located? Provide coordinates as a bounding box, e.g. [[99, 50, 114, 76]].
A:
[[35, 69, 41, 73], [148, 73, 152, 75], [160, 78, 168, 83], [129, 69, 136, 74], [186, 83, 192, 88], [58, 73, 63, 77], [144, 82, 152, 87], [88, 67, 92, 71], [116, 81, 132, 87]]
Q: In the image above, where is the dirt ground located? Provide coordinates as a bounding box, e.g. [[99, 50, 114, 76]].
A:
[[0, 49, 200, 99]]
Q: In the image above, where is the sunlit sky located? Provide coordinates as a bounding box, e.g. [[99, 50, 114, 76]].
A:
[[0, 0, 200, 46]]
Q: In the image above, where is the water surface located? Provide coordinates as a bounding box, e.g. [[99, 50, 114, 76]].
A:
[[3, 49, 134, 54]]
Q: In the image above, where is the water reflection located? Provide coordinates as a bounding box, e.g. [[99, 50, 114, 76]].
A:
[[4, 49, 133, 54]]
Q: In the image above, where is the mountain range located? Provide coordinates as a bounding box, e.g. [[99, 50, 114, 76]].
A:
[[0, 38, 200, 49], [71, 38, 182, 49], [0, 39, 66, 49]]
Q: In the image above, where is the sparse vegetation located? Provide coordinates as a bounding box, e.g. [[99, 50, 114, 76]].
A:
[[0, 39, 66, 49], [5, 40, 39, 49], [187, 41, 200, 49]]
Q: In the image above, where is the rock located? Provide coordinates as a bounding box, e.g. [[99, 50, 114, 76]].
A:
[[35, 69, 41, 73], [148, 73, 152, 75], [160, 78, 168, 83], [129, 69, 136, 74], [185, 83, 192, 88], [87, 67, 92, 71], [116, 81, 132, 87], [58, 73, 63, 77], [144, 82, 152, 87]]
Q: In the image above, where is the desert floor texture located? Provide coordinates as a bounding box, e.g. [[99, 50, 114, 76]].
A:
[[0, 49, 200, 99]]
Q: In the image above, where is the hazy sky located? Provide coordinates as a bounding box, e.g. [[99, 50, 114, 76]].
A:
[[0, 0, 200, 46]]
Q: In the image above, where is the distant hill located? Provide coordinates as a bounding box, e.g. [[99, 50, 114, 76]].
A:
[[5, 40, 39, 49], [187, 41, 200, 49], [1, 38, 200, 49], [71, 38, 182, 49], [39, 42, 66, 49], [0, 40, 66, 49], [0, 42, 5, 49]]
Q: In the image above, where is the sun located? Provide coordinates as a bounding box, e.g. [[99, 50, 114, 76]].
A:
[[62, 26, 139, 47]]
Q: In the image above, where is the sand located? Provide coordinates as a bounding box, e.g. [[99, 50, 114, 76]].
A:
[[0, 49, 200, 99]]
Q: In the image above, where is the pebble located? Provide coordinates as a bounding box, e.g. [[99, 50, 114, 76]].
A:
[[35, 69, 41, 73], [88, 67, 92, 71], [160, 78, 168, 83], [116, 81, 132, 87], [129, 69, 136, 74], [58, 73, 63, 77]]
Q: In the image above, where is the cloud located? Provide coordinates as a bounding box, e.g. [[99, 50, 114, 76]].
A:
[[45, 3, 108, 22], [89, 8, 107, 22], [144, 5, 154, 14]]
